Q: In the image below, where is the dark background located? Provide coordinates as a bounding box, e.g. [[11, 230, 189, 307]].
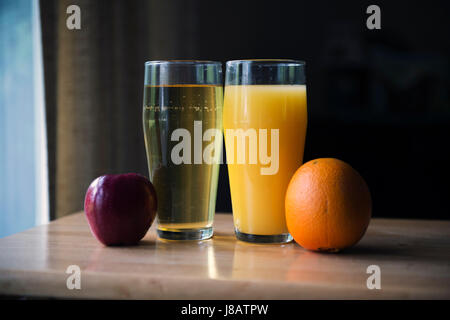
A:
[[205, 0, 450, 219], [39, 0, 450, 220]]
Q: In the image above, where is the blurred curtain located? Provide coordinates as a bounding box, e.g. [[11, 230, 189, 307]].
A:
[[39, 0, 200, 219]]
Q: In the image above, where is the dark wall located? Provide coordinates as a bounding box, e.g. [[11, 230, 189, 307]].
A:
[[41, 0, 450, 220], [184, 0, 450, 219]]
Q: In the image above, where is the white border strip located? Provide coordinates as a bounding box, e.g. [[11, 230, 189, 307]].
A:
[[32, 0, 49, 225]]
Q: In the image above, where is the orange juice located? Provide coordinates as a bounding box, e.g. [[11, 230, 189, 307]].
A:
[[223, 85, 307, 236]]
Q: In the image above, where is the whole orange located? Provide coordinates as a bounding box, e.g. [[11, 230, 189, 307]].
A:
[[285, 158, 372, 252]]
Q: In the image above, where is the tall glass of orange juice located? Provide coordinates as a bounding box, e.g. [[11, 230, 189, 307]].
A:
[[223, 60, 307, 243]]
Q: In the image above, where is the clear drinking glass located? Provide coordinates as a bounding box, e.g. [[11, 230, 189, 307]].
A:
[[143, 61, 223, 240], [223, 59, 307, 243]]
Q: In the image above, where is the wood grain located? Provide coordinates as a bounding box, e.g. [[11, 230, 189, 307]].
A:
[[0, 213, 449, 299]]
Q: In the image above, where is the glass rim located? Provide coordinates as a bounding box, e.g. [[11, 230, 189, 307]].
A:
[[226, 59, 305, 67], [145, 60, 222, 66]]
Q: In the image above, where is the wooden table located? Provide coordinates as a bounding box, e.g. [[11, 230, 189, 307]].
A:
[[0, 213, 449, 299]]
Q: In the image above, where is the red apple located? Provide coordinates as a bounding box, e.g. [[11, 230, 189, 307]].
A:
[[84, 173, 157, 246]]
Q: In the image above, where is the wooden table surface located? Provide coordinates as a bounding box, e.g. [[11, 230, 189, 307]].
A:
[[0, 212, 449, 299]]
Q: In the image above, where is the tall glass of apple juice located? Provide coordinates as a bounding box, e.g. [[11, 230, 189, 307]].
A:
[[143, 61, 223, 240], [223, 60, 307, 243]]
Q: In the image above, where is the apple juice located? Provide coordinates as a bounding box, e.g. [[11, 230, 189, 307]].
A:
[[143, 85, 223, 234]]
